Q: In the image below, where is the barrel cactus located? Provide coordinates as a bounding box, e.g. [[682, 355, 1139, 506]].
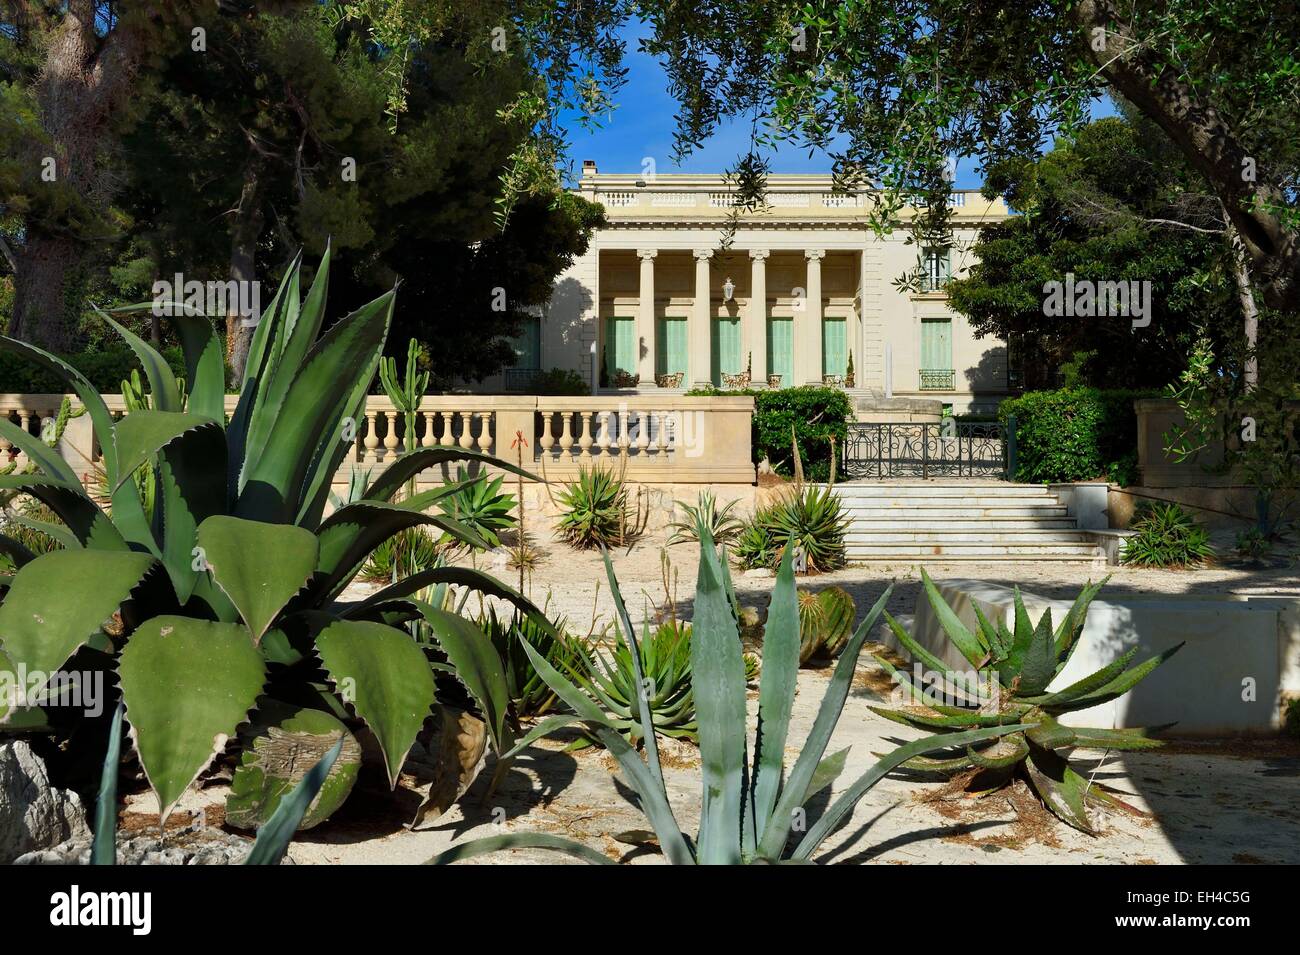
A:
[[871, 569, 1182, 833], [797, 585, 855, 665], [0, 249, 547, 830]]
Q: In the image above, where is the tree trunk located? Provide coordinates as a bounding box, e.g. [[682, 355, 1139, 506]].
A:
[[8, 233, 79, 351], [224, 165, 264, 383], [1227, 225, 1259, 391], [1075, 1, 1300, 312]]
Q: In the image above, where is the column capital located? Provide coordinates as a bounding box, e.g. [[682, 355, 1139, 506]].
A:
[[748, 248, 770, 261], [693, 248, 714, 261], [805, 249, 826, 262], [637, 249, 658, 261]]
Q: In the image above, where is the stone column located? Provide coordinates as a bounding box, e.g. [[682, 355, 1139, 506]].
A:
[[637, 249, 658, 387], [802, 249, 825, 384], [748, 249, 768, 383], [857, 248, 868, 389], [692, 249, 714, 388]]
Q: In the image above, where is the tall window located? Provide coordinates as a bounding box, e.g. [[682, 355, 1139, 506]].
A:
[[921, 247, 951, 291], [767, 317, 793, 384], [822, 317, 847, 378], [920, 318, 954, 390], [603, 316, 636, 379], [505, 316, 542, 390], [657, 316, 688, 378]]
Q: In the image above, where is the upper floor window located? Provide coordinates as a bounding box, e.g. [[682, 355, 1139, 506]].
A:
[[921, 247, 951, 292]]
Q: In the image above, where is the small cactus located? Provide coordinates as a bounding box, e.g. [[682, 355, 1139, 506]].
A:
[[797, 585, 855, 665]]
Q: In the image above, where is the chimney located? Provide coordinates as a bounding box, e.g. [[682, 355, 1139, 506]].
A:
[[582, 159, 598, 177]]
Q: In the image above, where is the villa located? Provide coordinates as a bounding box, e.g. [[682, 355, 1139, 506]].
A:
[[484, 163, 1013, 415]]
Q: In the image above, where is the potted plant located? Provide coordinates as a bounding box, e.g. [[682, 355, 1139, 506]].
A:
[[845, 350, 855, 388], [767, 373, 782, 388], [612, 370, 640, 388], [822, 374, 844, 387], [656, 371, 684, 388]]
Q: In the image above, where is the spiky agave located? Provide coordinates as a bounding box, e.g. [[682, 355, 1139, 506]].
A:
[[871, 569, 1182, 833], [428, 532, 1028, 865], [0, 249, 550, 831]]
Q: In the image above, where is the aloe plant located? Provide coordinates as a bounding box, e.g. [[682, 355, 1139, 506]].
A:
[[871, 569, 1182, 833], [429, 533, 1027, 865], [0, 249, 549, 831]]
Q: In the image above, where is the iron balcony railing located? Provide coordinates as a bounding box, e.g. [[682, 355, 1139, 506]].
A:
[[919, 368, 955, 391]]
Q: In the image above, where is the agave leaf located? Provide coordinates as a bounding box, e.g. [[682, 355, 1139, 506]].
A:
[[1025, 715, 1076, 750], [295, 379, 369, 529], [243, 736, 344, 865], [751, 544, 799, 846], [6, 509, 80, 550], [517, 638, 693, 864], [1053, 577, 1108, 670], [313, 617, 436, 789], [363, 447, 540, 505], [1024, 747, 1095, 834], [691, 526, 747, 865], [427, 832, 616, 866], [1020, 647, 1139, 707], [0, 475, 128, 551], [91, 701, 125, 865], [237, 289, 393, 522], [197, 516, 319, 642], [155, 421, 229, 607], [880, 609, 951, 677], [119, 616, 265, 824], [0, 550, 154, 705], [792, 722, 1034, 860], [972, 603, 1010, 661], [340, 566, 556, 638], [112, 411, 219, 493], [919, 568, 986, 668], [412, 603, 511, 756], [967, 732, 1029, 769], [1069, 724, 1171, 751], [0, 533, 38, 570], [0, 415, 78, 484], [758, 585, 892, 860], [93, 306, 183, 412], [803, 746, 850, 802], [867, 704, 1020, 730], [1053, 642, 1184, 712], [1016, 606, 1057, 696]]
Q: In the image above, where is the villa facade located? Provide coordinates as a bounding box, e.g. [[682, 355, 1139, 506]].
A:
[[481, 164, 1013, 414]]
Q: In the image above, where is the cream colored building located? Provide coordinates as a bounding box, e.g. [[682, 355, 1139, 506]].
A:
[[483, 165, 1013, 414]]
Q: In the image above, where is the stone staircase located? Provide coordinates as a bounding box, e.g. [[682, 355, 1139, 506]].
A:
[[832, 482, 1107, 564]]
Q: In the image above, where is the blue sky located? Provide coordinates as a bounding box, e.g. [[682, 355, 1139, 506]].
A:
[[561, 27, 1115, 189]]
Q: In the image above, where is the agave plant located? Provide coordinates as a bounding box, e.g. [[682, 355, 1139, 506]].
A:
[[429, 534, 1026, 865], [0, 249, 548, 831], [438, 465, 517, 554], [734, 485, 847, 573], [554, 464, 641, 549], [667, 490, 744, 546], [871, 569, 1183, 833], [797, 585, 854, 665], [567, 619, 697, 749], [478, 604, 584, 721]]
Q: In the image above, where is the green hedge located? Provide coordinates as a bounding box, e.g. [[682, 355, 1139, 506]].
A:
[[0, 346, 188, 394], [998, 387, 1152, 484], [687, 385, 853, 481]]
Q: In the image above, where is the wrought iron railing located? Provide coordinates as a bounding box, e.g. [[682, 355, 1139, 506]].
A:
[[841, 420, 1012, 479], [919, 368, 955, 390]]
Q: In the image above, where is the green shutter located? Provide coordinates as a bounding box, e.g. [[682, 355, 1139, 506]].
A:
[[821, 318, 846, 377], [657, 317, 688, 377], [711, 317, 742, 383], [920, 318, 952, 370], [767, 318, 793, 384], [605, 317, 636, 377], [512, 318, 541, 369]]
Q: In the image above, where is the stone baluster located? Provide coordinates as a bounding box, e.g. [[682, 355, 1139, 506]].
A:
[[381, 409, 400, 460], [634, 410, 650, 452], [558, 412, 575, 458], [476, 413, 493, 455], [0, 412, 14, 465], [653, 411, 668, 453], [538, 412, 554, 457], [420, 407, 437, 448], [596, 411, 611, 454], [457, 412, 474, 450], [617, 408, 631, 454], [577, 412, 594, 459], [362, 410, 381, 463]]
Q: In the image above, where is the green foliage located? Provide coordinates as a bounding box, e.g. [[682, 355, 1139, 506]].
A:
[[667, 490, 744, 546], [437, 467, 516, 553], [530, 367, 590, 395], [554, 465, 641, 549], [568, 620, 697, 749], [430, 539, 1026, 865], [873, 570, 1181, 833], [379, 338, 429, 454], [690, 385, 852, 482], [478, 606, 584, 721], [358, 526, 442, 582], [0, 346, 187, 393], [733, 486, 848, 574], [1121, 502, 1214, 567], [0, 253, 547, 836], [999, 388, 1152, 483], [797, 586, 855, 666]]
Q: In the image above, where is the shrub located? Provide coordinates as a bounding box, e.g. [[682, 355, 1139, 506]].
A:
[[667, 490, 744, 546], [429, 540, 1025, 865], [998, 387, 1153, 483], [532, 367, 590, 395], [554, 464, 641, 548], [688, 385, 852, 482], [1121, 501, 1214, 567], [873, 570, 1181, 833], [733, 485, 848, 573], [0, 345, 188, 394]]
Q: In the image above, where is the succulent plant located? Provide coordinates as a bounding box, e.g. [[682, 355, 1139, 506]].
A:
[[429, 533, 1026, 865], [667, 490, 744, 546], [438, 465, 517, 554], [0, 249, 547, 831], [553, 464, 643, 549], [477, 605, 585, 721], [871, 569, 1182, 833], [797, 585, 854, 665], [734, 485, 848, 573]]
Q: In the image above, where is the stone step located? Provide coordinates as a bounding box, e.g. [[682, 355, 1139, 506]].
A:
[[842, 517, 1078, 530], [846, 542, 1104, 557], [830, 483, 1053, 497], [850, 553, 1106, 564], [841, 505, 1069, 519], [837, 497, 1065, 509], [845, 530, 1094, 544]]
